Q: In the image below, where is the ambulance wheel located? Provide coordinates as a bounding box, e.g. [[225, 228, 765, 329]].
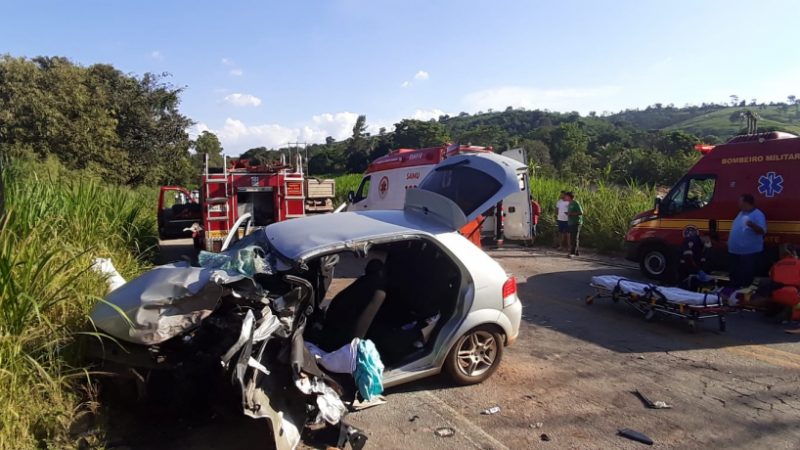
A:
[[639, 245, 673, 281]]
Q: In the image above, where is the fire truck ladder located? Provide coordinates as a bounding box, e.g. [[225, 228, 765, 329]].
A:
[[204, 154, 230, 224]]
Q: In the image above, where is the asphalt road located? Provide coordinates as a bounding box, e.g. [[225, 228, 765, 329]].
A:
[[115, 240, 800, 450]]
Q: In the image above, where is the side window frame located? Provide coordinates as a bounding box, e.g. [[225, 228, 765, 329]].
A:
[[663, 175, 716, 216], [354, 175, 371, 202]]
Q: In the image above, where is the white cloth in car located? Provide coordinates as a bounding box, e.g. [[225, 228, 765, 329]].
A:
[[305, 339, 359, 374]]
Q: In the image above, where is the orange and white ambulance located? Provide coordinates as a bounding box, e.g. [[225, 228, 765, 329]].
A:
[[346, 144, 533, 243]]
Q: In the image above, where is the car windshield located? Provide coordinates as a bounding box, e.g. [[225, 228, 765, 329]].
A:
[[418, 163, 502, 216]]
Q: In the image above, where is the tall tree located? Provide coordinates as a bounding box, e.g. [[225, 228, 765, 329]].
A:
[[344, 115, 371, 172], [193, 131, 224, 169], [392, 119, 451, 148]]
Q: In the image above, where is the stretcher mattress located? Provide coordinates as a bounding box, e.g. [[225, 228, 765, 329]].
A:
[[590, 276, 723, 307]]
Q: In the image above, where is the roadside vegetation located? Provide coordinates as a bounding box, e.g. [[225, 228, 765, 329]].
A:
[[0, 157, 156, 449]]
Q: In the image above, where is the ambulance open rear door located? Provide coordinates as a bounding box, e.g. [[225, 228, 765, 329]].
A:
[[500, 148, 533, 241]]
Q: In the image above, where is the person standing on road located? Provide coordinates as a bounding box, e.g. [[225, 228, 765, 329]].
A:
[[555, 191, 569, 250], [728, 194, 767, 288], [566, 191, 583, 257], [530, 195, 541, 246]]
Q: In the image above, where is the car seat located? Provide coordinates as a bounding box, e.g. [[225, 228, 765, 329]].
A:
[[315, 259, 387, 351]]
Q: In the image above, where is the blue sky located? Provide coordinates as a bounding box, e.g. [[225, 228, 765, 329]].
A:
[[3, 0, 800, 153]]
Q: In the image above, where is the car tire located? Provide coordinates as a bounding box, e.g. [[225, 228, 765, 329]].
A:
[[444, 326, 504, 385], [639, 244, 674, 281]]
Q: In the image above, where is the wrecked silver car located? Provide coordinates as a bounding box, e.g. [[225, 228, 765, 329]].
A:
[[90, 152, 524, 449]]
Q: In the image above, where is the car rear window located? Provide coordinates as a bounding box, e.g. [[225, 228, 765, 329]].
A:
[[418, 164, 501, 215]]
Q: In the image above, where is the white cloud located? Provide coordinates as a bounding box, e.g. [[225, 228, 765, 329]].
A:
[[188, 123, 210, 139], [150, 50, 164, 60], [229, 68, 243, 76], [223, 93, 262, 107], [414, 70, 429, 81], [400, 80, 411, 88], [462, 85, 621, 114], [221, 57, 233, 65], [412, 108, 447, 121], [198, 112, 362, 154]]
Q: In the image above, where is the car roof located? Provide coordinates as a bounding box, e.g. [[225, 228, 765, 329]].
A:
[[264, 209, 453, 262]]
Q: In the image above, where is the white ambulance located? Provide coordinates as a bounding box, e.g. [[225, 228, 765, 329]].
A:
[[346, 144, 533, 242]]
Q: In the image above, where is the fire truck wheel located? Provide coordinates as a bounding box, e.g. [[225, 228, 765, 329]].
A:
[[445, 325, 504, 385], [639, 245, 673, 281]]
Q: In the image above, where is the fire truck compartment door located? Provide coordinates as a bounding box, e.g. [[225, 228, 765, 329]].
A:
[[237, 188, 275, 227], [501, 149, 532, 240], [406, 152, 526, 230]]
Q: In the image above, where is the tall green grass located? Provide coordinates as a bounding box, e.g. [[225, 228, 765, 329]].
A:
[[334, 173, 654, 252], [332, 173, 362, 205], [0, 158, 156, 449], [530, 177, 655, 252]]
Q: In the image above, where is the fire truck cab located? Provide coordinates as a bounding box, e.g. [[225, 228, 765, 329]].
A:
[[158, 153, 335, 251], [346, 144, 533, 243]]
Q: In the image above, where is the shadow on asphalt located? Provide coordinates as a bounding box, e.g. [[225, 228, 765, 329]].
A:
[[518, 267, 797, 354]]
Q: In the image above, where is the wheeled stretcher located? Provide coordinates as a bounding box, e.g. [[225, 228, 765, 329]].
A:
[[586, 276, 738, 332]]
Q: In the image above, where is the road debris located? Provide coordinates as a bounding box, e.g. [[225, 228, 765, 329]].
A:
[[618, 428, 654, 445], [408, 415, 419, 422], [480, 406, 501, 415], [434, 427, 456, 438], [632, 390, 673, 409], [540, 433, 551, 442]]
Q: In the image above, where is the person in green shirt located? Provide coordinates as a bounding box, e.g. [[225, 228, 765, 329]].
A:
[[565, 191, 583, 257]]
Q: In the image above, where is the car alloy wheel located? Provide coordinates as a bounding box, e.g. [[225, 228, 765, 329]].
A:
[[456, 330, 498, 377]]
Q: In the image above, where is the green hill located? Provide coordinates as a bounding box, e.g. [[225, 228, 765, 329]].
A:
[[665, 106, 800, 138]]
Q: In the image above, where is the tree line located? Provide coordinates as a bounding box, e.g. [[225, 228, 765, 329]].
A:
[[3, 55, 798, 188]]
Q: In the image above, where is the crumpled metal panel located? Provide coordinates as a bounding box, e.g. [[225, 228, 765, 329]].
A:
[[90, 262, 244, 345]]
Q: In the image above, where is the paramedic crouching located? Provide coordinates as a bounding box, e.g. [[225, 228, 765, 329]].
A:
[[728, 194, 767, 288]]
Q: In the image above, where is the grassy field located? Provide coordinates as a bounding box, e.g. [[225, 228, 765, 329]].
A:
[[333, 173, 654, 252], [667, 105, 800, 138], [0, 158, 156, 449]]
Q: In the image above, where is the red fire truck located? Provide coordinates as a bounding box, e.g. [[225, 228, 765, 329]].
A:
[[158, 153, 335, 251]]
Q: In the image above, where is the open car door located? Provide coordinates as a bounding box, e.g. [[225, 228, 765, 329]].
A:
[[500, 148, 533, 241], [157, 186, 201, 239], [404, 152, 527, 231]]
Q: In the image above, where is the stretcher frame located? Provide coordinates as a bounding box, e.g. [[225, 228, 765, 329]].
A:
[[585, 278, 734, 332]]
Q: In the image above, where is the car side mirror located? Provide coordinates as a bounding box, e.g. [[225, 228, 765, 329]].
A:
[[347, 191, 355, 203], [709, 219, 719, 241]]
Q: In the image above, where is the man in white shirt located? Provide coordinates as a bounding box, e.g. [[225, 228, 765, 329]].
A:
[[555, 191, 570, 251]]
